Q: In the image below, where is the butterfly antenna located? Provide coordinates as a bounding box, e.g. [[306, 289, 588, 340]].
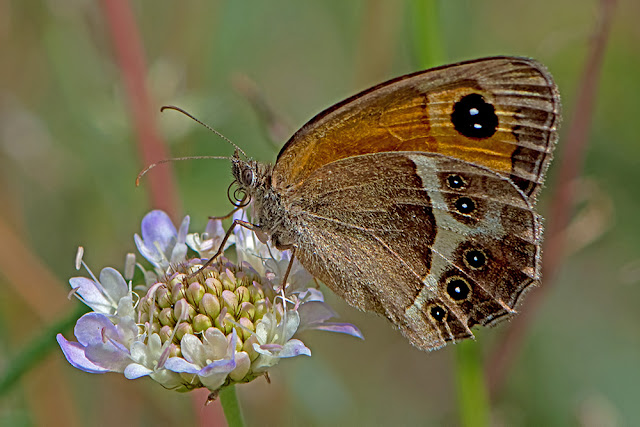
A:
[[136, 155, 231, 186], [160, 105, 247, 157]]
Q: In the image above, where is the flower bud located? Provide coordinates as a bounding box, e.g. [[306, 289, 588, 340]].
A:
[[199, 293, 221, 319]]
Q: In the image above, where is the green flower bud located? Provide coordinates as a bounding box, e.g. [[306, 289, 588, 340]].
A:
[[236, 286, 250, 304], [159, 325, 173, 342], [221, 290, 239, 314], [156, 285, 172, 308], [205, 277, 223, 296], [199, 293, 221, 319], [237, 317, 255, 341], [186, 282, 205, 306], [159, 307, 175, 326], [174, 299, 196, 322], [193, 313, 213, 333], [175, 322, 193, 342], [238, 301, 256, 321]]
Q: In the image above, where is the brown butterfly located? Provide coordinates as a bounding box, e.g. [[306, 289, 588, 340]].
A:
[[223, 56, 560, 352]]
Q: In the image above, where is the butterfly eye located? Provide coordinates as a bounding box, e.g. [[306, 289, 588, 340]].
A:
[[451, 93, 498, 139], [242, 169, 255, 186], [454, 197, 476, 214], [429, 305, 446, 322], [445, 276, 471, 301]]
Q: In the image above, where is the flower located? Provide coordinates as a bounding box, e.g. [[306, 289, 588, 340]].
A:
[[185, 216, 234, 258], [134, 210, 189, 273], [57, 209, 363, 397]]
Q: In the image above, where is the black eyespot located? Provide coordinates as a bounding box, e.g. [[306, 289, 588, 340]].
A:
[[455, 197, 475, 214], [446, 277, 471, 301], [464, 249, 487, 269], [446, 174, 466, 190], [451, 93, 498, 139], [430, 305, 446, 322]]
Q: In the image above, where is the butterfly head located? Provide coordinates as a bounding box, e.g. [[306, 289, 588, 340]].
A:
[[231, 150, 273, 195], [230, 150, 295, 249]]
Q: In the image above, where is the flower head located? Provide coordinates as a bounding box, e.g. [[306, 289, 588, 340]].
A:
[[58, 209, 362, 396]]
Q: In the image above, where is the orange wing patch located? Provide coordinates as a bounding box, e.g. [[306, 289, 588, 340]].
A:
[[273, 57, 559, 199]]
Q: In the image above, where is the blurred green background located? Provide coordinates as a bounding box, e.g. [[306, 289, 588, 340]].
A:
[[1, 0, 638, 426]]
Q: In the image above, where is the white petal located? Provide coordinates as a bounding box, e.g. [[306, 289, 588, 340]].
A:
[[180, 334, 206, 365], [281, 310, 301, 342], [202, 328, 230, 359], [98, 267, 128, 303], [124, 363, 153, 379], [229, 351, 251, 381]]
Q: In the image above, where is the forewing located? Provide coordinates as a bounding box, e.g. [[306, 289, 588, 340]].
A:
[[274, 56, 559, 200]]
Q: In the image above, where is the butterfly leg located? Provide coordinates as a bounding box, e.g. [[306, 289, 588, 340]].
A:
[[279, 247, 297, 290], [207, 204, 242, 221], [188, 218, 258, 277]]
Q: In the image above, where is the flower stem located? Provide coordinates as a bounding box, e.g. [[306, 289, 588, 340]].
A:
[[409, 0, 445, 68], [219, 385, 245, 427], [455, 340, 489, 427], [1, 305, 86, 395]]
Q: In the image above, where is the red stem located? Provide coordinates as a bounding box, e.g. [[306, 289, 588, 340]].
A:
[[100, 2, 225, 425], [100, 0, 180, 219]]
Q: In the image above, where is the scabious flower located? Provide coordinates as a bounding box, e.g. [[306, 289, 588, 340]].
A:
[[57, 209, 362, 398]]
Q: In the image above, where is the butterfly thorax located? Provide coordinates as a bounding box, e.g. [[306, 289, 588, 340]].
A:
[[231, 156, 296, 250]]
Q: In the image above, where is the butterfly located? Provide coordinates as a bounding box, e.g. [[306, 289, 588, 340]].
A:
[[225, 56, 560, 352]]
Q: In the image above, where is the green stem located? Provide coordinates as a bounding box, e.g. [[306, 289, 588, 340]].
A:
[[220, 384, 245, 427], [0, 305, 87, 396], [408, 2, 491, 424], [455, 340, 490, 427], [409, 0, 445, 68]]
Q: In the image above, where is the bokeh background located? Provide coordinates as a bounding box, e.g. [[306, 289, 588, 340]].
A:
[[1, 0, 638, 426]]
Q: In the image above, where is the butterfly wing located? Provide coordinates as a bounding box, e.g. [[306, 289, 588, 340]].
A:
[[285, 151, 540, 351], [273, 56, 560, 200]]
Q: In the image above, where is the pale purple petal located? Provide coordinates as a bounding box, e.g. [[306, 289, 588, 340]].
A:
[[69, 277, 111, 313], [256, 343, 283, 353], [84, 343, 131, 372], [170, 243, 188, 264], [176, 215, 190, 243], [300, 287, 325, 302], [199, 358, 236, 376], [73, 313, 116, 346], [164, 357, 200, 374], [56, 334, 109, 374], [134, 233, 159, 265], [124, 363, 153, 379], [141, 210, 177, 249], [307, 322, 364, 339], [98, 267, 128, 302], [277, 339, 311, 358], [135, 210, 178, 264], [298, 301, 336, 325], [204, 218, 225, 241], [170, 215, 190, 263], [233, 210, 256, 253]]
